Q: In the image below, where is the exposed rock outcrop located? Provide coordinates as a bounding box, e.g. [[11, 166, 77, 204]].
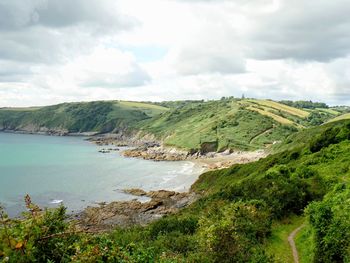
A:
[[78, 190, 198, 231], [122, 146, 189, 161]]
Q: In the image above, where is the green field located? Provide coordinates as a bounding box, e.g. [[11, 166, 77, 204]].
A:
[[247, 105, 296, 126], [328, 112, 350, 123], [248, 99, 310, 118], [117, 101, 169, 117]]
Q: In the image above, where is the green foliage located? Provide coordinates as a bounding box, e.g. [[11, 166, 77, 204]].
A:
[[149, 216, 198, 239], [306, 184, 350, 263], [138, 99, 295, 151], [309, 122, 350, 153], [197, 201, 272, 263], [220, 165, 313, 218], [1, 98, 337, 152], [280, 100, 329, 109], [295, 224, 315, 263], [0, 196, 77, 262], [2, 117, 350, 262], [0, 101, 166, 134], [307, 112, 331, 126], [265, 215, 306, 262]]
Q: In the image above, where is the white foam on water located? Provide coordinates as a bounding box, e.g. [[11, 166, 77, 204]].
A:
[[159, 161, 200, 191], [50, 199, 63, 204]]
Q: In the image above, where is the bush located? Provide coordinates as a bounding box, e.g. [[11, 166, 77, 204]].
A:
[[223, 165, 311, 218], [307, 185, 350, 263], [198, 201, 272, 263], [148, 216, 198, 239], [0, 195, 78, 262], [310, 123, 350, 153], [309, 127, 340, 153]]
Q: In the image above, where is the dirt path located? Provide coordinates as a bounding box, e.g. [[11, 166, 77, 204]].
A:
[[288, 224, 305, 263], [249, 126, 274, 144]]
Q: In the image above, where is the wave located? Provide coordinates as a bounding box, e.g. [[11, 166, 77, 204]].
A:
[[50, 199, 63, 204]]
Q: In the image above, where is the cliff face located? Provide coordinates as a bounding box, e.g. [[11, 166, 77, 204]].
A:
[[0, 124, 69, 135]]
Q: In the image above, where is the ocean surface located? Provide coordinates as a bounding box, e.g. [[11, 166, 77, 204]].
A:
[[0, 132, 203, 216]]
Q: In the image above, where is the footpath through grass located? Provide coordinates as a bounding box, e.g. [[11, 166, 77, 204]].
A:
[[265, 216, 305, 263]]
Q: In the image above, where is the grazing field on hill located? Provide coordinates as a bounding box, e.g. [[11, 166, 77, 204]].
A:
[[328, 112, 350, 123], [317, 108, 340, 115], [137, 99, 297, 151], [117, 101, 169, 117], [248, 99, 310, 118], [247, 105, 296, 126]]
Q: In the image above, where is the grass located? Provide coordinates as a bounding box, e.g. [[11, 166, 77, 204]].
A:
[[249, 99, 310, 118], [295, 224, 315, 263], [138, 99, 296, 151], [117, 101, 169, 117], [316, 108, 340, 115], [327, 113, 350, 123], [265, 216, 305, 263], [247, 105, 296, 126]]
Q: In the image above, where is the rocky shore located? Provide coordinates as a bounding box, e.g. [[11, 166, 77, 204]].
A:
[[122, 145, 190, 161], [78, 189, 198, 231], [88, 133, 267, 167]]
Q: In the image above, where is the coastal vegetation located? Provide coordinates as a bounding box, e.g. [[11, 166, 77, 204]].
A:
[[1, 117, 350, 262], [1, 98, 341, 152], [0, 101, 168, 134]]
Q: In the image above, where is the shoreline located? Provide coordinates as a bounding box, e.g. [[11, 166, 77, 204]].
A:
[[1, 130, 268, 228]]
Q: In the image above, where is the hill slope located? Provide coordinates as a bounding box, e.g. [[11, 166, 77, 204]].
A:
[[0, 101, 168, 134], [189, 119, 350, 262], [0, 98, 343, 151], [137, 98, 340, 151]]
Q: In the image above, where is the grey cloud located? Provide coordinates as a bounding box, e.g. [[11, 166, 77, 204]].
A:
[[250, 0, 350, 61], [0, 60, 33, 82], [0, 0, 136, 31], [175, 47, 245, 75], [173, 19, 246, 75], [81, 65, 151, 88], [0, 0, 137, 65], [0, 28, 63, 63]]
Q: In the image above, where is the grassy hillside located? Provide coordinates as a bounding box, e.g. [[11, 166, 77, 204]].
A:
[[2, 120, 350, 262], [0, 101, 168, 133], [0, 98, 343, 152], [328, 112, 350, 123], [137, 98, 339, 151], [190, 119, 350, 262]]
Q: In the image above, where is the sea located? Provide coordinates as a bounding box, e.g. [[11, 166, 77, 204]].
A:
[[0, 132, 203, 216]]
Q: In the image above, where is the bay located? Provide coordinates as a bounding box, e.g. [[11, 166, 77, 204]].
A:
[[0, 132, 203, 216]]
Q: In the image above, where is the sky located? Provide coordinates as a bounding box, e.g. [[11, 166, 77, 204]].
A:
[[0, 0, 350, 107]]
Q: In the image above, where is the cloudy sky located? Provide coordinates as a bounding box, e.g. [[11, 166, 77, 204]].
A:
[[0, 0, 350, 107]]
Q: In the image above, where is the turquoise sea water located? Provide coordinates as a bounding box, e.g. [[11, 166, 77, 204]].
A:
[[0, 133, 202, 216]]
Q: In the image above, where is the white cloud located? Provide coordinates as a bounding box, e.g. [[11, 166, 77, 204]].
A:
[[0, 0, 350, 107]]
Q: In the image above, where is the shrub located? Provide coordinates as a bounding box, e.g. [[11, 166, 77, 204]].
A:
[[198, 201, 272, 263], [309, 127, 340, 153], [0, 195, 78, 262], [306, 185, 350, 262], [148, 216, 198, 239]]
